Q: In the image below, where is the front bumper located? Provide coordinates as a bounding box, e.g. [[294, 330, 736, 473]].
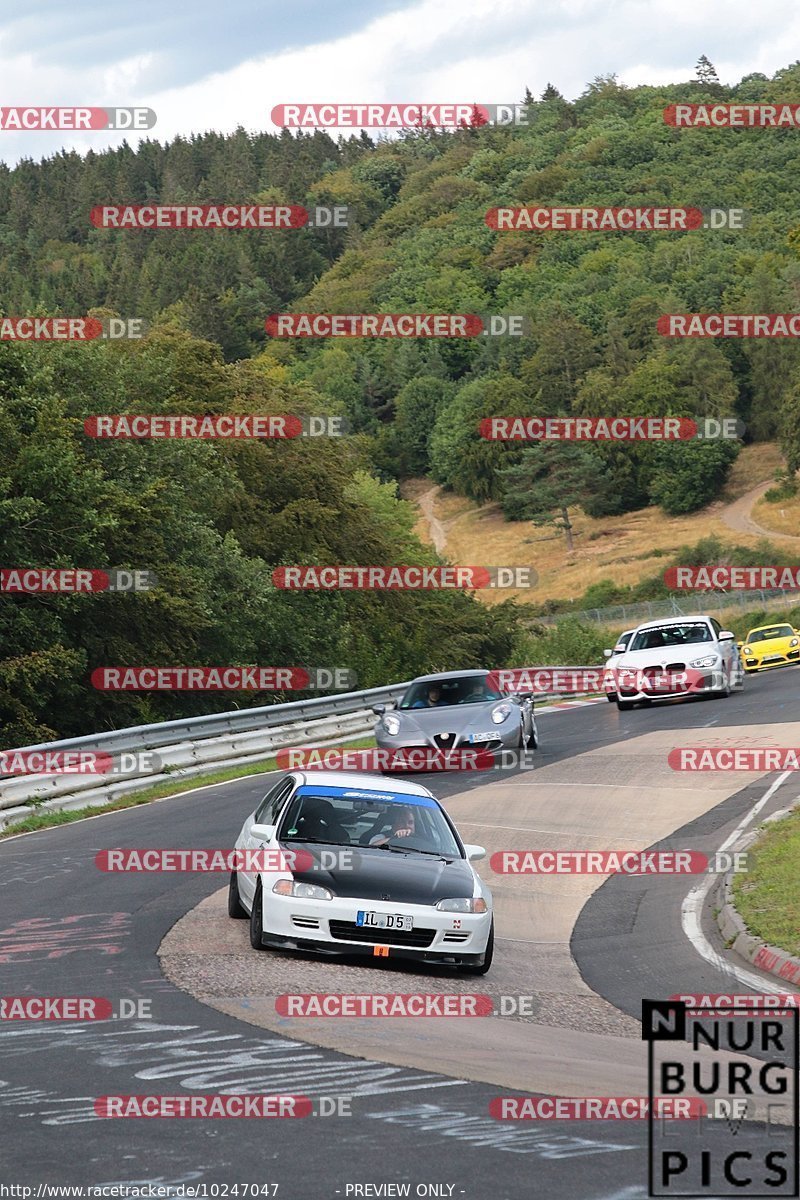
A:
[[375, 729, 518, 754], [617, 670, 727, 702], [258, 892, 492, 964], [744, 651, 799, 672]]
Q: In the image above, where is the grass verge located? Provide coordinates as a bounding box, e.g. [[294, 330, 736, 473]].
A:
[[0, 736, 376, 840], [732, 809, 800, 958]]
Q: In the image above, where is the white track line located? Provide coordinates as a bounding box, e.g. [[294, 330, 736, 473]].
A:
[[681, 770, 793, 993]]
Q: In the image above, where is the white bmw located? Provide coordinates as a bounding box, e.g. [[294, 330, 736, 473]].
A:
[[611, 615, 744, 711], [228, 770, 494, 974]]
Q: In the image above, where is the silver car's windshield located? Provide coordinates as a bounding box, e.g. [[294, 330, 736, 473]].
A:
[[399, 675, 503, 710], [630, 623, 713, 652]]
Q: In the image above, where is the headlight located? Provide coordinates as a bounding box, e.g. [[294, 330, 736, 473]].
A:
[[791, 639, 799, 648], [743, 646, 752, 655], [436, 897, 488, 913], [273, 880, 333, 901], [382, 713, 401, 735], [690, 655, 718, 668], [491, 703, 512, 724]]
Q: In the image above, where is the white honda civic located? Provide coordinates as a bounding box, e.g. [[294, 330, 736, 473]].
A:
[[228, 770, 494, 974]]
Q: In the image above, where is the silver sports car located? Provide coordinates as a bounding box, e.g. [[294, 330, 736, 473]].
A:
[[373, 669, 537, 760]]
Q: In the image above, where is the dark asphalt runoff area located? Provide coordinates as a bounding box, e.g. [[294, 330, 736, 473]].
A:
[[1, 667, 798, 1198]]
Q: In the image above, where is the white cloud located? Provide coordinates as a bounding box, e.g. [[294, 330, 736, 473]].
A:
[[1, 0, 800, 164]]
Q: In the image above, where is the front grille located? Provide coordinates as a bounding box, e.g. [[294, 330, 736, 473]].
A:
[[292, 916, 320, 929], [433, 733, 456, 749], [329, 920, 436, 948]]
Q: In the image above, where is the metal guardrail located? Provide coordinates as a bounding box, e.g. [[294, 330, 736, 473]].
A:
[[0, 672, 606, 832], [0, 684, 410, 831], [4, 684, 409, 759]]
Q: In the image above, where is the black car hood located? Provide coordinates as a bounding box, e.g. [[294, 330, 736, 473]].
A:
[[282, 842, 475, 903]]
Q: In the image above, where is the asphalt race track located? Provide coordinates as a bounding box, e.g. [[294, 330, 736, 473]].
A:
[[1, 668, 799, 1199]]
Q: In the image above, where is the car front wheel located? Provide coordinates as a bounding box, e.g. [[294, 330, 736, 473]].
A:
[[228, 870, 248, 918], [616, 698, 635, 711], [249, 880, 267, 950], [460, 921, 494, 975]]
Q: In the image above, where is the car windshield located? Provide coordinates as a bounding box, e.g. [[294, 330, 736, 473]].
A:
[[629, 623, 713, 652], [746, 626, 794, 643], [277, 787, 462, 857], [399, 675, 503, 710]]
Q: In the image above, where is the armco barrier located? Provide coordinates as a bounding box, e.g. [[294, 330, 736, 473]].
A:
[[0, 671, 604, 831], [0, 685, 408, 831]]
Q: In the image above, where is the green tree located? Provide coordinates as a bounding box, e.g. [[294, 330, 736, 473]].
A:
[[499, 442, 612, 550]]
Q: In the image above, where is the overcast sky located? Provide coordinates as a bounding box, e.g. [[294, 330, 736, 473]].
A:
[[2, 0, 799, 164]]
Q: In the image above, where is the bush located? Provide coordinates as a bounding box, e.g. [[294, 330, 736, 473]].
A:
[[648, 440, 740, 515], [764, 469, 799, 502]]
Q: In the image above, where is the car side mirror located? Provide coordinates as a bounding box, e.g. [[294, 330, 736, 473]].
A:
[[603, 648, 613, 658], [371, 704, 386, 715], [464, 844, 486, 862], [718, 631, 735, 641], [250, 823, 275, 842]]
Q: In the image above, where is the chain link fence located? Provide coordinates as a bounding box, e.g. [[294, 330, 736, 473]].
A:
[[537, 589, 800, 629]]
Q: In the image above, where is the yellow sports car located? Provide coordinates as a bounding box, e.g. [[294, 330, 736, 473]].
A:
[[738, 623, 800, 673]]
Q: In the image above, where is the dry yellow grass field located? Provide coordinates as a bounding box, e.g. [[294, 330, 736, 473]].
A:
[[404, 444, 790, 607], [751, 492, 800, 536]]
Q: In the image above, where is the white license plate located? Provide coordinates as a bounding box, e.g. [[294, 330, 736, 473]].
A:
[[356, 911, 413, 931]]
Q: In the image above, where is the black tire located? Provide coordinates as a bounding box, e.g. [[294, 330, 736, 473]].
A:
[[711, 667, 732, 698], [249, 881, 267, 950], [616, 698, 635, 712], [228, 870, 248, 918], [606, 693, 616, 703], [461, 921, 494, 975], [528, 719, 538, 750]]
